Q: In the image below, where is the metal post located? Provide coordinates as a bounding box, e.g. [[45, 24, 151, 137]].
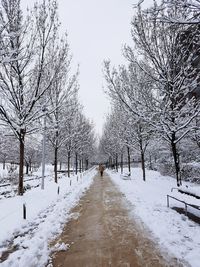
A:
[[185, 203, 187, 216], [167, 195, 169, 207], [41, 111, 47, 190], [23, 203, 26, 219]]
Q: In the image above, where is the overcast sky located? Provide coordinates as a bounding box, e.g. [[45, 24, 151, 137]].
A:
[[21, 0, 143, 135], [59, 0, 134, 136]]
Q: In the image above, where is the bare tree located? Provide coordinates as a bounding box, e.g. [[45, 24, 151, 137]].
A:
[[45, 34, 78, 183], [130, 2, 200, 185], [24, 136, 41, 175], [0, 0, 72, 194], [104, 61, 154, 179], [163, 0, 200, 24]]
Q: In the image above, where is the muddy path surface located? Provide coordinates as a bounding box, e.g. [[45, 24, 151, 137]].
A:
[[50, 173, 184, 267]]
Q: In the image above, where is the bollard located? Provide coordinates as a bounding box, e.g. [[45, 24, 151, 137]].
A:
[[167, 195, 169, 208], [57, 186, 60, 195], [77, 175, 78, 182], [23, 203, 26, 220], [70, 180, 72, 186], [185, 203, 188, 216]]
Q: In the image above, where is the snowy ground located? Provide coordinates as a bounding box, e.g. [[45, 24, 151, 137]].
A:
[[0, 167, 97, 267], [0, 165, 60, 199], [108, 168, 200, 267]]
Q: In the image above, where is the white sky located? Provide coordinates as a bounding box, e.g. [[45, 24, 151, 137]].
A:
[[59, 0, 134, 136], [21, 0, 147, 135]]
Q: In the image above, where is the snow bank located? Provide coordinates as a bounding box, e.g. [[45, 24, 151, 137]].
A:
[[109, 168, 200, 267], [0, 168, 96, 267]]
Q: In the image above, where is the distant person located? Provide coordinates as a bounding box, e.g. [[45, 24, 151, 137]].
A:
[[99, 164, 104, 177]]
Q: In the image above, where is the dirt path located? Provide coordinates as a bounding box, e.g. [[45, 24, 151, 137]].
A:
[[50, 173, 183, 267]]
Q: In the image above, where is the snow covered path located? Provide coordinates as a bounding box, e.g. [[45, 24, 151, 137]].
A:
[[0, 168, 96, 267], [50, 172, 183, 267], [109, 168, 200, 267]]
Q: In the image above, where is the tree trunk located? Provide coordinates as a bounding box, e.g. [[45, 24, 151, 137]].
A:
[[54, 146, 58, 183], [111, 157, 114, 169], [115, 154, 118, 172], [110, 156, 113, 169], [127, 146, 131, 175], [86, 159, 88, 170], [171, 134, 181, 186], [79, 159, 81, 173], [149, 154, 152, 170], [18, 129, 25, 195], [29, 161, 32, 172], [67, 151, 70, 178], [82, 159, 84, 172], [75, 153, 78, 175], [121, 153, 123, 174], [26, 162, 29, 175], [141, 151, 146, 181], [3, 160, 5, 170]]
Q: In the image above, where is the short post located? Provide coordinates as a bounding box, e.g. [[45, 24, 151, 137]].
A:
[[57, 186, 60, 195], [23, 203, 26, 220], [167, 195, 169, 208], [77, 175, 78, 182], [185, 203, 187, 216], [70, 180, 72, 186]]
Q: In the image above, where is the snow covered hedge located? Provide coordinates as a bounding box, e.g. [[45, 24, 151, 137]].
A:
[[158, 162, 175, 177], [158, 162, 200, 184], [180, 163, 200, 184]]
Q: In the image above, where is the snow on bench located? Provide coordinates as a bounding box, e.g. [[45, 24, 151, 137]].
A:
[[167, 186, 200, 219], [171, 187, 200, 199], [178, 188, 200, 199], [120, 172, 131, 180]]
